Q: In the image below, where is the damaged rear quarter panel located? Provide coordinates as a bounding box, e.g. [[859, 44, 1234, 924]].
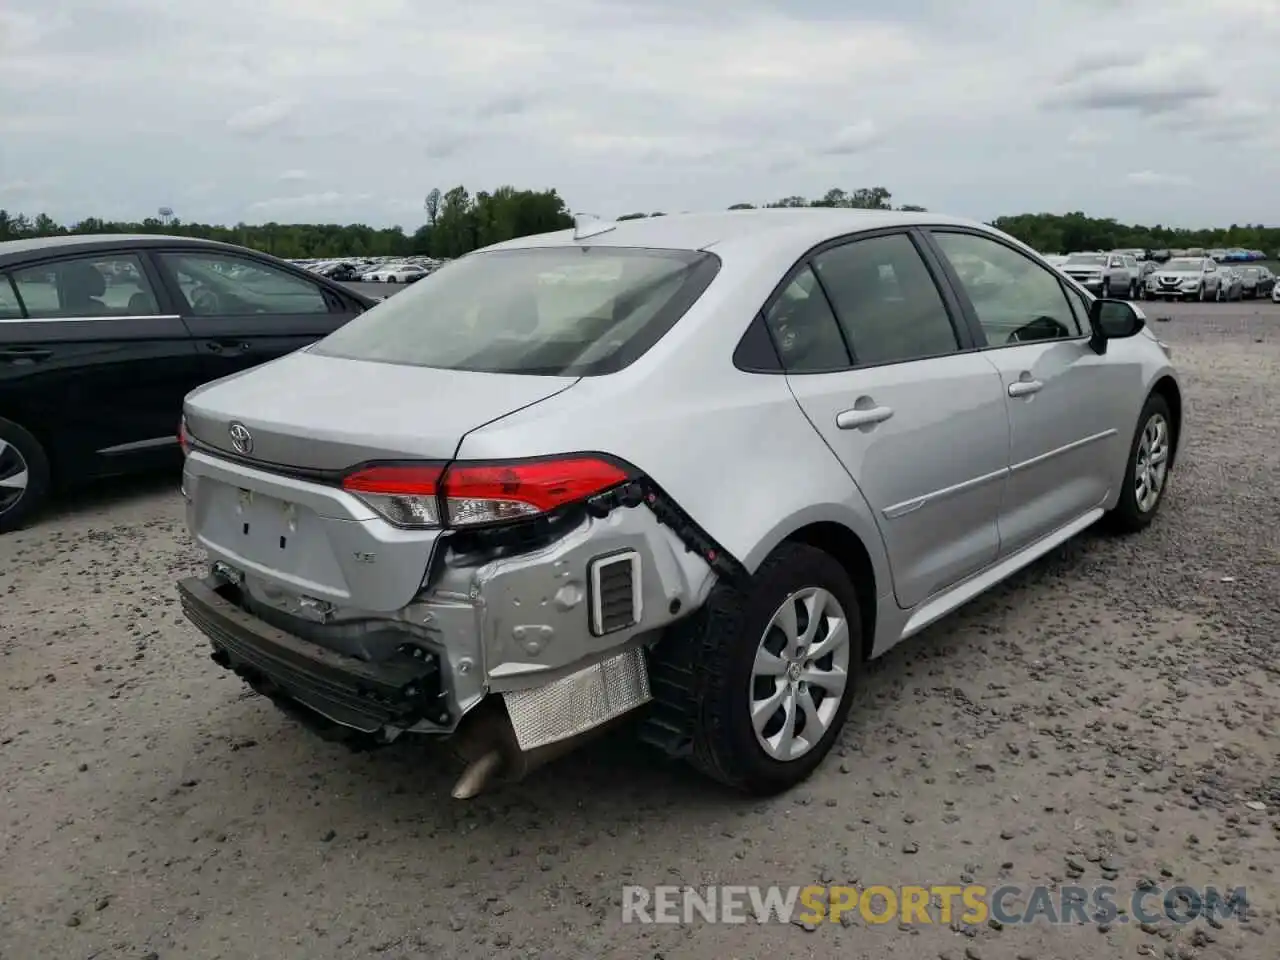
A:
[[440, 505, 716, 693]]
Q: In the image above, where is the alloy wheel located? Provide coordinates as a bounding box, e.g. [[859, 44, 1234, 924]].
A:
[[748, 587, 851, 762], [1134, 413, 1170, 514], [0, 439, 29, 515]]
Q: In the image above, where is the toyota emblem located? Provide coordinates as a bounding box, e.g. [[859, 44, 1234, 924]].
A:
[[228, 422, 254, 455]]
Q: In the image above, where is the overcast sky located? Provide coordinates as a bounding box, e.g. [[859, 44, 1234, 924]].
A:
[[1, 0, 1277, 229]]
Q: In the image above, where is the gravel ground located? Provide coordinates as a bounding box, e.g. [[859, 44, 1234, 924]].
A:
[[2, 299, 1278, 960]]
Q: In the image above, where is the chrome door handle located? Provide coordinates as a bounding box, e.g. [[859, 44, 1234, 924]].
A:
[[1008, 379, 1043, 398], [836, 405, 894, 429]]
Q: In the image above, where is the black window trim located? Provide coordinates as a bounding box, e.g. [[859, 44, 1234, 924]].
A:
[[1, 271, 26, 320], [916, 226, 1094, 351], [148, 246, 341, 317], [733, 224, 979, 376], [3, 248, 179, 321]]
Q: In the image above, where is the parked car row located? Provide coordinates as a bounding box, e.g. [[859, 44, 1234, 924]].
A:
[[1139, 258, 1276, 302], [1095, 247, 1270, 264], [1044, 250, 1276, 303], [294, 255, 450, 284]]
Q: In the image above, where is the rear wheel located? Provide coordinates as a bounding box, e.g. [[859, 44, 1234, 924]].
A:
[[0, 417, 51, 534], [1103, 393, 1173, 534], [661, 542, 862, 795]]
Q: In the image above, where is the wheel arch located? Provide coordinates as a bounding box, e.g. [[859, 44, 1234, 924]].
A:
[[1149, 374, 1183, 468], [782, 520, 879, 662], [0, 405, 58, 474]]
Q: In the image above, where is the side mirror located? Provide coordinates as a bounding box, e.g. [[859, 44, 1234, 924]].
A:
[[1088, 299, 1145, 354]]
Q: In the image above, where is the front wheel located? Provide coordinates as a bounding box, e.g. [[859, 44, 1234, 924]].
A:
[[0, 417, 51, 534], [1103, 393, 1173, 534], [657, 542, 862, 795]]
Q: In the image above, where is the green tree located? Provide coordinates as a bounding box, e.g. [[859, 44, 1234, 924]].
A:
[[423, 188, 441, 227], [3, 187, 1276, 260]]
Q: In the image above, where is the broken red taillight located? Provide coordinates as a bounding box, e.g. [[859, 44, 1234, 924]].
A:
[[340, 456, 631, 529]]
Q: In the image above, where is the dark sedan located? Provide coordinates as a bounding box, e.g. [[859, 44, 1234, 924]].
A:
[[0, 234, 377, 531], [1240, 266, 1276, 299]]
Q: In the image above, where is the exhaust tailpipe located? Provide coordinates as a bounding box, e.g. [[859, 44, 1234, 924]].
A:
[[447, 700, 636, 799], [451, 748, 505, 799]]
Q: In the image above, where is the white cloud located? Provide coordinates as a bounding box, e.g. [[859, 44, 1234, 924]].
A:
[[248, 191, 373, 212], [0, 0, 1276, 228], [1127, 171, 1193, 187], [1066, 126, 1111, 146], [226, 99, 297, 134]]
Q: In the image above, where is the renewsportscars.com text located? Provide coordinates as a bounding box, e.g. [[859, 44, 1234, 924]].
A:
[[621, 884, 1248, 927]]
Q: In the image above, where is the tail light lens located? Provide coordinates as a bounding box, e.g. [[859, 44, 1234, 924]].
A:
[[342, 464, 444, 527], [178, 416, 191, 456], [341, 456, 631, 528]]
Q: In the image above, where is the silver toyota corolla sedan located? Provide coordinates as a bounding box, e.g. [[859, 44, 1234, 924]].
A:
[[176, 209, 1182, 798]]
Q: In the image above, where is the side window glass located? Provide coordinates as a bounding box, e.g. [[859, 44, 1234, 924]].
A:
[[0, 275, 23, 320], [762, 266, 851, 372], [158, 252, 330, 316], [812, 233, 959, 365], [932, 232, 1083, 344], [10, 253, 160, 319]]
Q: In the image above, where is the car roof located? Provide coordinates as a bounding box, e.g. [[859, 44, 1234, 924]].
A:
[[479, 209, 991, 260], [0, 233, 264, 267]]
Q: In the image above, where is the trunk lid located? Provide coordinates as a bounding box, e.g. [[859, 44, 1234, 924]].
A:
[[184, 349, 579, 471], [181, 350, 579, 613]]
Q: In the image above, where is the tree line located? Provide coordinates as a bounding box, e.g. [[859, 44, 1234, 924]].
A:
[[2, 185, 1276, 260]]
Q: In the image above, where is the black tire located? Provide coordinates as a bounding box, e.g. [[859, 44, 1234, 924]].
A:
[[659, 542, 862, 795], [0, 417, 51, 534], [1103, 393, 1173, 534]]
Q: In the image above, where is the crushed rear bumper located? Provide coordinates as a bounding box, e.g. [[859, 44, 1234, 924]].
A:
[[179, 576, 449, 743]]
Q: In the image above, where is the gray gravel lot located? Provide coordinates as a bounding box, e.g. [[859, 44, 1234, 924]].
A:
[[2, 299, 1278, 960]]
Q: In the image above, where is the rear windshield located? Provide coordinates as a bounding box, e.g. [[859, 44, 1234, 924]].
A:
[[1066, 254, 1106, 266], [312, 246, 720, 376]]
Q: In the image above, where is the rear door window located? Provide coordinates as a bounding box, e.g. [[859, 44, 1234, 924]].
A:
[[311, 246, 721, 376], [10, 253, 161, 319], [811, 233, 961, 365]]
